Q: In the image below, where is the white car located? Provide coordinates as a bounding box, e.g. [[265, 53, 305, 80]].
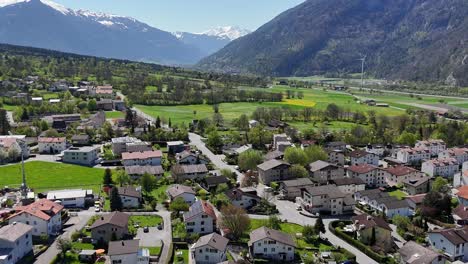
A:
[[94, 206, 100, 212]]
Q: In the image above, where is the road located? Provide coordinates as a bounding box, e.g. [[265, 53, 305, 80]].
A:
[[116, 91, 156, 125], [347, 85, 468, 100], [188, 133, 243, 183], [6, 111, 15, 126]]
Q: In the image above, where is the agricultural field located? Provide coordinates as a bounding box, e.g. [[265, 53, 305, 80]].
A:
[[105, 111, 125, 119], [0, 161, 105, 193]]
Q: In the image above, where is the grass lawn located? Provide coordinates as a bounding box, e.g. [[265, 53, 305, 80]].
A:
[[105, 111, 125, 119], [150, 184, 169, 203], [388, 189, 407, 200], [146, 246, 162, 256], [172, 249, 189, 264], [72, 242, 94, 250], [129, 215, 163, 231], [0, 104, 17, 111], [0, 161, 105, 193]]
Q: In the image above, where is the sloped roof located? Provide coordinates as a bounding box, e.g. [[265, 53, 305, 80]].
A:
[[352, 213, 391, 231], [399, 241, 444, 264], [280, 178, 314, 187], [347, 164, 378, 174], [171, 164, 208, 175], [309, 160, 337, 172], [303, 184, 345, 199], [125, 165, 164, 175], [349, 150, 372, 158], [0, 223, 33, 242], [257, 159, 289, 171], [183, 200, 216, 221], [166, 185, 196, 198], [385, 165, 417, 176], [8, 199, 64, 221], [90, 212, 129, 229], [108, 239, 139, 256], [192, 233, 229, 251], [430, 227, 468, 245], [121, 150, 162, 160], [118, 186, 141, 199], [248, 226, 296, 247]]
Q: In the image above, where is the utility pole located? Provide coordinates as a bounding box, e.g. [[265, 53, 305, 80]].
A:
[[359, 55, 366, 90], [20, 151, 27, 196]]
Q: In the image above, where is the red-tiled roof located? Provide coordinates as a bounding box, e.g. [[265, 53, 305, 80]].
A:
[[385, 165, 417, 177], [454, 205, 468, 220], [122, 150, 162, 160], [406, 194, 426, 204], [349, 150, 372, 158], [0, 138, 18, 148], [38, 137, 66, 143], [457, 186, 468, 200], [8, 199, 63, 221], [347, 164, 378, 174]]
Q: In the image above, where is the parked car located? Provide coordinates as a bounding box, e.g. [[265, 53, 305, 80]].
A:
[[94, 206, 100, 212], [157, 224, 163, 230], [143, 226, 149, 233]]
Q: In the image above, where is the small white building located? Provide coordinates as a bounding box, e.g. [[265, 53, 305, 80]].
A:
[[439, 148, 468, 166], [166, 185, 196, 205], [346, 164, 386, 188], [273, 134, 290, 150], [176, 151, 209, 165], [396, 147, 431, 164], [118, 186, 142, 209], [63, 146, 99, 166], [349, 150, 379, 166], [121, 150, 162, 167], [383, 165, 426, 186], [46, 189, 89, 208], [416, 139, 446, 156], [191, 233, 229, 264], [0, 223, 33, 264], [225, 188, 261, 209], [422, 158, 460, 178], [111, 137, 142, 156], [38, 137, 67, 154], [183, 200, 217, 235], [331, 177, 366, 195], [249, 226, 296, 261], [108, 239, 149, 264], [428, 227, 468, 262]]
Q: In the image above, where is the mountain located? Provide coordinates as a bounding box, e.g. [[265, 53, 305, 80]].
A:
[[0, 0, 204, 65], [197, 0, 468, 86], [174, 26, 250, 57]]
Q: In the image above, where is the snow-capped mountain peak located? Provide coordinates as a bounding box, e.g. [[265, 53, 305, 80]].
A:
[[0, 0, 70, 14], [199, 26, 251, 40]]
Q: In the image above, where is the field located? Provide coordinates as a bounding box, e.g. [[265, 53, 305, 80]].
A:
[[0, 161, 105, 193], [105, 111, 125, 119]]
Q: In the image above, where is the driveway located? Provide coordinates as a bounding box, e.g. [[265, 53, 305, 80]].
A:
[[136, 227, 163, 247], [188, 133, 243, 183]]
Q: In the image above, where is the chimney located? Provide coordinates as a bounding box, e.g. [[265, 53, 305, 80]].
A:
[[366, 215, 372, 220], [121, 241, 125, 246]]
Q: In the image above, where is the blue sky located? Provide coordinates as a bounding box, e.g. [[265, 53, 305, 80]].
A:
[[54, 0, 305, 33]]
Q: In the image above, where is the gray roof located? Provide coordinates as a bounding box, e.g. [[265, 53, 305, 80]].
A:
[[118, 186, 141, 199], [183, 200, 216, 221], [399, 241, 444, 264], [309, 160, 337, 172], [166, 185, 196, 198], [249, 226, 296, 247], [111, 137, 140, 144], [257, 159, 289, 171], [172, 164, 208, 175], [108, 240, 139, 256], [0, 223, 33, 242], [125, 165, 164, 175], [90, 212, 129, 229], [403, 177, 431, 187], [204, 176, 229, 186], [47, 189, 87, 200], [303, 184, 346, 199], [331, 177, 365, 186], [379, 197, 409, 209], [280, 178, 314, 187], [192, 233, 229, 251]]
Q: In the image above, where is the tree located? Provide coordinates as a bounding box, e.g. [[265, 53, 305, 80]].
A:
[[284, 147, 308, 166], [141, 173, 156, 194], [109, 187, 122, 211], [44, 129, 60, 137], [314, 216, 326, 235], [155, 116, 161, 128], [115, 169, 130, 187], [304, 146, 328, 163], [169, 197, 189, 212], [397, 131, 418, 145], [56, 238, 72, 263], [219, 205, 250, 239], [0, 109, 10, 135], [215, 183, 229, 194], [432, 177, 449, 193], [7, 145, 20, 161], [289, 164, 308, 178], [206, 130, 223, 152], [213, 113, 224, 127], [234, 114, 249, 131], [302, 225, 316, 239], [238, 149, 263, 171], [422, 190, 452, 218], [103, 168, 113, 186], [87, 99, 97, 111], [265, 215, 282, 230], [370, 227, 376, 245]]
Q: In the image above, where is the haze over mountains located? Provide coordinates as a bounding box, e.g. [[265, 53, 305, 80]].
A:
[[0, 0, 249, 65], [198, 0, 468, 86]]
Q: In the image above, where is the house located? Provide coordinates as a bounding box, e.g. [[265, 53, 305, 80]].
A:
[[96, 99, 114, 111], [349, 150, 379, 166], [167, 141, 185, 155], [202, 176, 230, 191], [126, 142, 153, 153], [225, 188, 260, 209], [166, 185, 196, 205], [399, 241, 446, 264], [257, 160, 292, 185], [125, 165, 164, 180], [46, 189, 91, 208], [355, 189, 388, 205], [279, 178, 314, 200], [346, 164, 386, 188], [71, 135, 90, 146], [94, 85, 113, 98], [38, 137, 67, 154], [121, 150, 162, 167], [439, 148, 468, 165], [118, 187, 142, 209], [454, 167, 468, 188], [351, 214, 393, 252], [249, 120, 259, 128], [190, 233, 229, 264], [78, 250, 97, 263], [308, 160, 345, 183], [8, 199, 63, 236], [324, 141, 347, 151], [108, 240, 149, 264], [248, 226, 296, 261], [403, 177, 431, 195], [49, 114, 81, 131], [0, 223, 33, 264], [453, 205, 468, 226], [330, 177, 366, 195], [273, 134, 290, 150], [421, 158, 459, 178], [365, 144, 386, 157], [428, 227, 468, 262], [300, 140, 316, 149], [406, 194, 426, 212], [264, 150, 285, 161], [176, 151, 209, 165], [396, 148, 431, 164], [456, 186, 468, 206], [327, 149, 345, 166], [0, 135, 30, 159], [384, 165, 426, 186], [111, 137, 142, 156], [415, 139, 446, 156], [112, 100, 126, 111], [63, 146, 99, 166], [90, 212, 130, 244], [375, 198, 412, 218], [171, 164, 208, 182], [301, 184, 355, 215], [183, 200, 217, 235], [31, 97, 43, 105]]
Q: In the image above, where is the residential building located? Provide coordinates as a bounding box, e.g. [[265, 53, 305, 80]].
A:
[[273, 134, 290, 150], [454, 165, 468, 188], [264, 150, 284, 161], [346, 164, 386, 188], [90, 212, 130, 244], [349, 150, 379, 166], [167, 141, 185, 155], [248, 226, 296, 261], [71, 135, 90, 146], [453, 205, 468, 226], [225, 188, 260, 209], [279, 178, 314, 200], [327, 150, 345, 166], [108, 240, 149, 264], [46, 189, 91, 208], [202, 176, 230, 191], [125, 142, 152, 153], [113, 100, 126, 111], [456, 186, 468, 206], [96, 99, 114, 111], [78, 250, 97, 263], [49, 114, 81, 131], [166, 185, 196, 205], [399, 241, 446, 264], [183, 200, 217, 235], [403, 177, 431, 195], [118, 187, 142, 209], [38, 137, 67, 154], [257, 160, 292, 185], [94, 85, 113, 98], [428, 227, 468, 262], [374, 197, 412, 218], [111, 137, 141, 156], [351, 214, 393, 252], [63, 146, 99, 166], [422, 158, 460, 178], [125, 165, 164, 180], [190, 233, 229, 264], [171, 164, 208, 182], [396, 148, 431, 164], [439, 148, 468, 166], [324, 141, 347, 152], [176, 151, 209, 165], [365, 144, 386, 157], [383, 165, 423, 186], [301, 184, 355, 215], [308, 160, 345, 183], [406, 194, 426, 212], [0, 223, 33, 264], [415, 139, 446, 156], [0, 135, 30, 158], [276, 141, 293, 152], [330, 177, 366, 195], [8, 199, 63, 236], [121, 150, 162, 167]]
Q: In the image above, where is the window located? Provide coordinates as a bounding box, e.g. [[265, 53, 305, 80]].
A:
[[264, 248, 267, 253], [112, 260, 122, 264], [199, 249, 202, 253], [271, 248, 275, 252]]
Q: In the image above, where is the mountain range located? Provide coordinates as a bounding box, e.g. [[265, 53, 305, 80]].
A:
[[198, 0, 468, 86], [0, 0, 249, 65]]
